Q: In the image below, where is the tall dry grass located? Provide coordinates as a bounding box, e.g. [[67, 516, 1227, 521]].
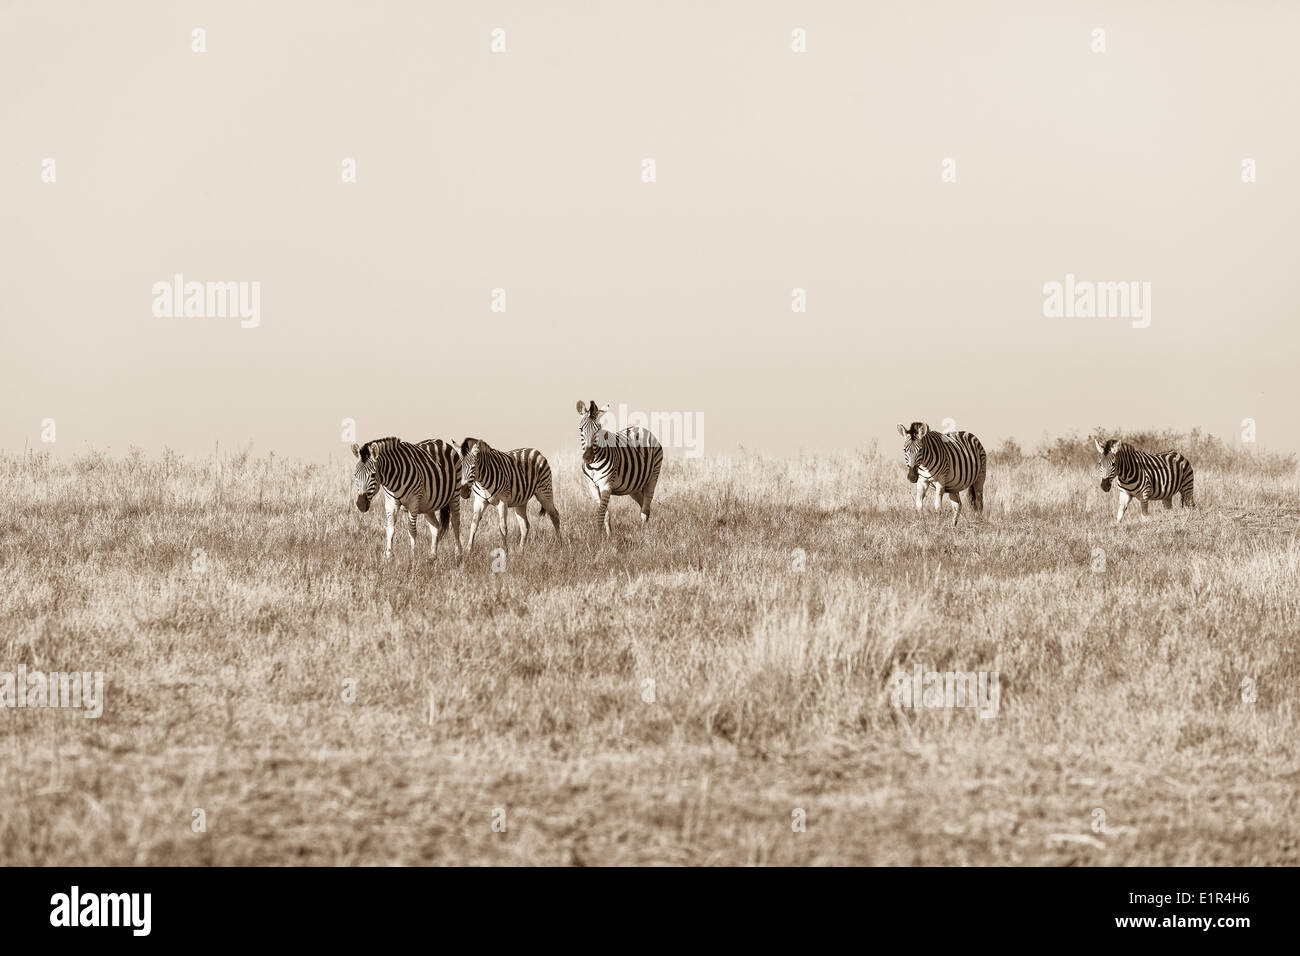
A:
[[1, 440, 1297, 865]]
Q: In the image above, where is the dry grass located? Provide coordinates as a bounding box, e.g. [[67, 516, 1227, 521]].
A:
[[1, 445, 1298, 865]]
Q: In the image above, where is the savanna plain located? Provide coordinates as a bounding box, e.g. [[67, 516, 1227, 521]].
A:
[[2, 431, 1297, 865]]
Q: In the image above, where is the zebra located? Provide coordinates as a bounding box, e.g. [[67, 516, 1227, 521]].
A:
[[896, 422, 987, 526], [576, 400, 664, 536], [351, 437, 463, 561], [458, 437, 562, 552], [1093, 437, 1194, 524]]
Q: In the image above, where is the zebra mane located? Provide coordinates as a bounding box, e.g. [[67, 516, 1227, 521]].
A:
[[459, 436, 491, 455], [359, 437, 401, 461]]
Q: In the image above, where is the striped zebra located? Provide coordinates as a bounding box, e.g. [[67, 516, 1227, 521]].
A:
[[1093, 437, 1195, 524], [351, 437, 463, 561], [459, 437, 562, 552], [576, 400, 664, 536], [896, 422, 987, 526]]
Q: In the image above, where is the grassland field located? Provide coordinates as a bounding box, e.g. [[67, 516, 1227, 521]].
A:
[[1, 441, 1297, 865]]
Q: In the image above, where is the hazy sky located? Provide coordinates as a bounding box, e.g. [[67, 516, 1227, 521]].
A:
[[3, 0, 1297, 462]]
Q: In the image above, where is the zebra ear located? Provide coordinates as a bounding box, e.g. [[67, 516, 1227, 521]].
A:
[[1092, 437, 1106, 455], [914, 422, 929, 439], [575, 400, 588, 415], [351, 442, 361, 458], [598, 403, 611, 414], [896, 424, 908, 438]]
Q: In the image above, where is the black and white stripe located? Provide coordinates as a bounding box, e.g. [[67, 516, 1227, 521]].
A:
[[576, 400, 664, 536], [459, 437, 562, 552], [1093, 437, 1195, 523], [897, 422, 987, 526], [351, 437, 463, 560]]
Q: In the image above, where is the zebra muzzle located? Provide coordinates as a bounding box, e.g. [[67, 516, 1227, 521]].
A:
[[356, 495, 371, 512], [906, 467, 919, 484], [1100, 478, 1112, 493]]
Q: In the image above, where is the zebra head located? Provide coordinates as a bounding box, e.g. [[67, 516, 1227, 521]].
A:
[[459, 437, 486, 488], [897, 422, 930, 483], [576, 400, 611, 459], [1094, 437, 1122, 492], [351, 441, 380, 512]]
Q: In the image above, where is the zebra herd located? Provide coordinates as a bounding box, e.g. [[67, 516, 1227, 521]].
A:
[[351, 409, 1198, 558], [350, 400, 664, 559], [893, 423, 1194, 526]]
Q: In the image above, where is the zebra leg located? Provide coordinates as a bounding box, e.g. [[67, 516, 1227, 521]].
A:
[[448, 496, 464, 562], [465, 495, 487, 553], [514, 505, 530, 551], [638, 475, 660, 526], [630, 490, 653, 527], [383, 496, 400, 558], [535, 491, 562, 540], [971, 477, 985, 513], [933, 484, 946, 513], [425, 511, 441, 558], [947, 491, 962, 527], [406, 511, 419, 558], [1162, 497, 1173, 510], [497, 500, 510, 551], [1182, 483, 1195, 508], [597, 489, 613, 536], [1115, 489, 1131, 525], [426, 506, 451, 559], [1139, 498, 1150, 520], [913, 479, 927, 512]]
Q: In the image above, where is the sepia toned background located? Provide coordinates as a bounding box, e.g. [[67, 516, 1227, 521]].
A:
[[3, 0, 1297, 461], [4, 2, 1299, 872]]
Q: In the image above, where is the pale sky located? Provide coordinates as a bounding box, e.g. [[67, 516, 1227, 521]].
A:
[[3, 1, 1297, 461]]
